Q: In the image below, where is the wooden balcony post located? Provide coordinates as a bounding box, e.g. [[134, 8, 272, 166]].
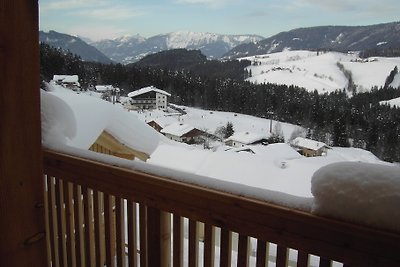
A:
[[0, 0, 46, 266]]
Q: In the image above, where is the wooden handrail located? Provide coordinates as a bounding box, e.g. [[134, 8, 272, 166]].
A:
[[43, 149, 400, 266]]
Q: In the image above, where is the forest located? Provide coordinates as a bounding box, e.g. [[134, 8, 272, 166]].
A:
[[40, 43, 400, 162]]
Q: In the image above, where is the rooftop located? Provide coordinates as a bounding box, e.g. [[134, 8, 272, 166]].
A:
[[225, 131, 269, 145], [127, 86, 171, 98]]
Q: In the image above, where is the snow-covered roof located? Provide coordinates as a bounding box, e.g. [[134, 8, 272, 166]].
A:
[[160, 122, 195, 137], [41, 85, 166, 156], [95, 85, 120, 92], [225, 131, 269, 145], [53, 75, 79, 83], [290, 137, 329, 151], [127, 86, 171, 98], [147, 116, 176, 129]]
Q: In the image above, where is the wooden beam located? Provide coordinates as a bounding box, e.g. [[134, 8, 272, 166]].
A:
[[0, 0, 46, 266]]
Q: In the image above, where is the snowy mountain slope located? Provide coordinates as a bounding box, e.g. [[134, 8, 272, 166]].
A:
[[91, 31, 264, 64], [39, 31, 113, 64], [224, 21, 400, 59], [243, 50, 400, 93]]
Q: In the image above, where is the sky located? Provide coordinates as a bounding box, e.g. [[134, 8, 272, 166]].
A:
[[39, 0, 400, 41]]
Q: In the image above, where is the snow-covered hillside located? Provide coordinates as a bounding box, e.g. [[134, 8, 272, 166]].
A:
[[243, 50, 400, 94]]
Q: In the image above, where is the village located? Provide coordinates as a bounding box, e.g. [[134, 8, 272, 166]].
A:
[[51, 74, 331, 160]]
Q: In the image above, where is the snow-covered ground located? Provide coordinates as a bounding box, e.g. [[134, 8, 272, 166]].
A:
[[41, 84, 400, 234], [243, 50, 400, 93], [381, 96, 400, 108]]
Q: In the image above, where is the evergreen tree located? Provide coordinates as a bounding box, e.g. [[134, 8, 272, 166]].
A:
[[268, 122, 285, 144], [332, 116, 350, 147], [384, 66, 398, 89], [224, 122, 235, 139]]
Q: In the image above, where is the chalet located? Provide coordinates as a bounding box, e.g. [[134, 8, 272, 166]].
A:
[[160, 122, 205, 144], [52, 74, 80, 90], [3, 3, 400, 267], [126, 86, 171, 110], [225, 131, 269, 148], [290, 137, 330, 157], [95, 84, 120, 93], [146, 117, 177, 133]]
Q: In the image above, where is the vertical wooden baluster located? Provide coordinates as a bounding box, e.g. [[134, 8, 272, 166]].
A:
[[188, 219, 198, 267], [83, 187, 94, 267], [63, 182, 74, 267], [297, 251, 309, 267], [276, 245, 288, 267], [93, 190, 103, 267], [203, 224, 215, 267], [256, 239, 267, 267], [116, 198, 125, 267], [173, 215, 183, 267], [73, 185, 83, 267], [46, 176, 58, 267], [238, 234, 249, 267], [44, 175, 52, 267], [104, 194, 115, 267], [55, 178, 66, 267], [128, 201, 138, 267], [220, 228, 232, 267], [139, 205, 148, 267], [161, 211, 171, 267]]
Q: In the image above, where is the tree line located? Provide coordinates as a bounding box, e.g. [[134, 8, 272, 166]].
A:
[[40, 43, 400, 162]]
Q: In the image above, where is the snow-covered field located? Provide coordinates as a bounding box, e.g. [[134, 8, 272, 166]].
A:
[[243, 50, 400, 93]]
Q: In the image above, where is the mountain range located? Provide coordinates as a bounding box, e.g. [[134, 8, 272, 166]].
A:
[[90, 32, 264, 64], [40, 21, 400, 65], [224, 21, 400, 59], [39, 30, 113, 64]]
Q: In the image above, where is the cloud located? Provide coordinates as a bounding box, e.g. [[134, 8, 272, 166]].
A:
[[40, 0, 104, 11], [174, 0, 233, 8], [74, 6, 146, 20], [69, 25, 129, 41], [40, 0, 146, 21], [244, 10, 269, 18]]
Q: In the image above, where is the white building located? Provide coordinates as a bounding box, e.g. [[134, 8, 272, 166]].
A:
[[225, 132, 269, 148], [290, 137, 330, 157], [161, 122, 204, 144], [52, 75, 80, 90], [127, 86, 171, 110]]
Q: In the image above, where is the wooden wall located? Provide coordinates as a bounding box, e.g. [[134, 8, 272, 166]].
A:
[[0, 1, 47, 265]]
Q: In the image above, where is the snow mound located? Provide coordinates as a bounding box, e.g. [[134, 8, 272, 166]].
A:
[[41, 90, 77, 145], [41, 84, 165, 156], [311, 162, 400, 233]]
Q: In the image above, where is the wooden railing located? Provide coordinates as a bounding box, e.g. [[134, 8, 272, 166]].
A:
[[43, 150, 400, 267]]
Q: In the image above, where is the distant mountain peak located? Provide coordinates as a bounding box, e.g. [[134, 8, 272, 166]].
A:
[[91, 31, 264, 64]]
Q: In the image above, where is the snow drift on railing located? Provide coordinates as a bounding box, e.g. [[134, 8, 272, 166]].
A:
[[312, 162, 400, 232]]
